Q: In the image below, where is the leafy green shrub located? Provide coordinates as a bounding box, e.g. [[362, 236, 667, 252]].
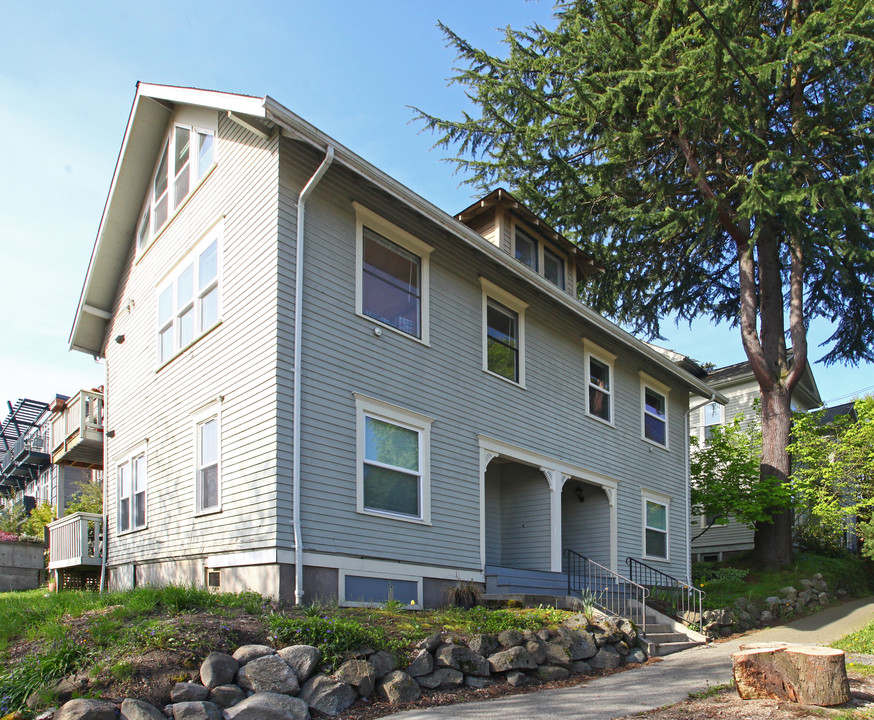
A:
[[456, 605, 567, 634], [0, 639, 85, 715], [692, 562, 749, 586], [66, 480, 104, 514], [267, 614, 389, 669], [22, 502, 55, 538], [799, 552, 874, 597], [0, 502, 25, 534]]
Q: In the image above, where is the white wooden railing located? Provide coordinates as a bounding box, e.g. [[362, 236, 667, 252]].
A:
[[51, 390, 104, 453], [47, 512, 103, 569]]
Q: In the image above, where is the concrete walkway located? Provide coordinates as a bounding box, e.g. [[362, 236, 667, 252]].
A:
[[386, 596, 874, 720]]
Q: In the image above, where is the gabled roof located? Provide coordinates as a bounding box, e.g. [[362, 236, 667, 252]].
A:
[[819, 401, 858, 425], [704, 350, 823, 409], [70, 83, 723, 401]]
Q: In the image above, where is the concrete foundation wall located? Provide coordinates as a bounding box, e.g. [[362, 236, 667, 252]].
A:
[[0, 540, 46, 592]]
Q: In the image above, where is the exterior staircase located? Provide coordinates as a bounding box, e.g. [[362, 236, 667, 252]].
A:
[[638, 607, 707, 656]]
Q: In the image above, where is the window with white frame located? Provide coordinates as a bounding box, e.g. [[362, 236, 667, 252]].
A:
[[118, 451, 147, 533], [481, 278, 528, 386], [354, 203, 432, 343], [640, 373, 669, 447], [157, 228, 221, 365], [513, 224, 567, 290], [137, 122, 216, 250], [194, 404, 221, 514], [702, 402, 723, 440], [643, 491, 669, 560], [354, 394, 433, 523], [583, 340, 615, 424], [341, 571, 421, 607]]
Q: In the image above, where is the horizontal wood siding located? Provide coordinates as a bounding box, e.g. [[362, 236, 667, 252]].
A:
[[281, 141, 693, 578], [562, 482, 611, 567], [499, 464, 551, 570], [484, 467, 501, 565], [104, 112, 281, 569]]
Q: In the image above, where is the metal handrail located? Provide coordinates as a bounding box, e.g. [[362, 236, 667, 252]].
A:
[[625, 557, 705, 629], [564, 549, 649, 631]]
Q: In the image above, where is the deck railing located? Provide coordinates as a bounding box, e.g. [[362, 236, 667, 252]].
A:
[[47, 512, 103, 569], [564, 549, 649, 630], [13, 427, 50, 460], [51, 390, 104, 453], [625, 557, 705, 629]]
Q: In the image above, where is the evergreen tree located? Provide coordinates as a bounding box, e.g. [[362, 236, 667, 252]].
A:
[[418, 0, 874, 566]]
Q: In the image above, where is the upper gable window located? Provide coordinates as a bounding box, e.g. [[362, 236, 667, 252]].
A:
[[512, 224, 567, 290], [640, 372, 670, 448], [354, 202, 433, 344], [137, 118, 217, 252]]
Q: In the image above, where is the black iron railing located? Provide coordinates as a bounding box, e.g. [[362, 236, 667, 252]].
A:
[[564, 549, 649, 630], [625, 557, 704, 629]]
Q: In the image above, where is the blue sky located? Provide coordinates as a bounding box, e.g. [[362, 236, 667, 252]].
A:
[[1, 1, 871, 410]]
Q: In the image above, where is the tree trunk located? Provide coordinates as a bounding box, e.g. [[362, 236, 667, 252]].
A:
[[751, 385, 794, 568]]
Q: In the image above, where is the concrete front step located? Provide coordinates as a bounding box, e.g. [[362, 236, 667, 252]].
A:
[[645, 632, 691, 644], [652, 640, 705, 656]]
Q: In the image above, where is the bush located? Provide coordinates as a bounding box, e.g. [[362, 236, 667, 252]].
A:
[[66, 480, 104, 514], [22, 502, 55, 538], [0, 502, 25, 534], [267, 614, 390, 670]]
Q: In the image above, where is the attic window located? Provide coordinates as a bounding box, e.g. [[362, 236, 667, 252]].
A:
[[513, 224, 567, 290]]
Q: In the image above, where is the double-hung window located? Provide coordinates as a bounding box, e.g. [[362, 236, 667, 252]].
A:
[[642, 490, 669, 560], [355, 394, 433, 524], [543, 246, 565, 289], [118, 451, 147, 533], [583, 340, 616, 424], [514, 228, 538, 270], [513, 225, 567, 290], [194, 404, 221, 514], [355, 203, 432, 343], [702, 402, 723, 441], [481, 278, 528, 386], [156, 228, 221, 365], [640, 373, 670, 447]]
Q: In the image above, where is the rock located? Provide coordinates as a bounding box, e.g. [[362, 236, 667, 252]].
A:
[[589, 645, 621, 670], [434, 644, 490, 676], [535, 628, 551, 642], [208, 685, 246, 708], [232, 645, 275, 665], [55, 699, 118, 720], [236, 655, 300, 696], [299, 674, 358, 716], [417, 633, 442, 653], [764, 596, 781, 605], [171, 701, 223, 720], [798, 589, 816, 605], [590, 628, 609, 647], [569, 660, 593, 674], [51, 676, 81, 704], [732, 643, 850, 706], [541, 642, 572, 667], [505, 670, 529, 686], [525, 639, 546, 664], [553, 627, 597, 660], [222, 692, 310, 720], [121, 698, 166, 720], [562, 613, 590, 630], [367, 650, 397, 679], [277, 646, 321, 683], [747, 604, 762, 621], [760, 610, 774, 625], [335, 660, 377, 697], [416, 667, 464, 689], [379, 671, 421, 704], [537, 665, 570, 681], [464, 676, 494, 688], [488, 646, 537, 672], [779, 586, 798, 600], [171, 683, 210, 702], [614, 641, 630, 656], [625, 648, 647, 664], [616, 619, 638, 644], [406, 648, 434, 677], [497, 629, 524, 648], [200, 652, 239, 690], [468, 634, 500, 658]]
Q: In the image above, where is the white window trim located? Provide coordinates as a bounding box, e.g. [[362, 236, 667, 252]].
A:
[[193, 400, 222, 516], [339, 567, 423, 608], [117, 443, 148, 535], [481, 277, 528, 388], [353, 393, 433, 525], [642, 488, 670, 562], [353, 202, 433, 345], [583, 339, 617, 427], [511, 220, 568, 289], [701, 401, 724, 439], [155, 221, 223, 368], [639, 371, 670, 450]]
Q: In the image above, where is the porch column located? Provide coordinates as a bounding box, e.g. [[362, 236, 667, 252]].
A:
[[601, 484, 617, 573], [541, 468, 570, 572]]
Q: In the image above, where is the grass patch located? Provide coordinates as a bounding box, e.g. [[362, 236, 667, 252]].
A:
[[0, 638, 86, 714], [688, 680, 734, 699], [833, 621, 874, 654]]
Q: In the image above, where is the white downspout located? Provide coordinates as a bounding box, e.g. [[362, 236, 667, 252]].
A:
[[293, 146, 335, 605], [685, 391, 716, 584], [99, 359, 108, 593]]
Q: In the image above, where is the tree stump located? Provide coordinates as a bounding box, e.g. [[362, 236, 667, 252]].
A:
[[731, 642, 850, 706]]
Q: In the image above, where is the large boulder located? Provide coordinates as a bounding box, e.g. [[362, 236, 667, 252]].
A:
[[55, 699, 118, 720], [236, 654, 300, 695], [120, 699, 166, 720], [277, 645, 321, 683], [434, 644, 490, 677], [299, 674, 358, 716], [232, 645, 275, 665], [334, 659, 378, 697], [208, 684, 246, 708], [488, 646, 537, 672], [417, 633, 443, 652], [170, 700, 223, 720], [497, 629, 524, 648], [416, 668, 464, 690], [379, 671, 422, 704], [589, 645, 621, 670], [542, 642, 573, 667], [368, 650, 397, 679], [171, 683, 209, 702], [222, 692, 310, 720], [200, 652, 239, 689], [468, 634, 500, 657], [406, 648, 434, 677], [537, 665, 570, 681]]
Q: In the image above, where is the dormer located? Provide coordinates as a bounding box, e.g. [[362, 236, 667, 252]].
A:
[[456, 188, 603, 296]]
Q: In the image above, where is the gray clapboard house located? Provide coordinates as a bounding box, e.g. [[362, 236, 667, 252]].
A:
[[67, 83, 723, 609]]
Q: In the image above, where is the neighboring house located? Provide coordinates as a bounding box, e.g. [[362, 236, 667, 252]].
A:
[[689, 354, 822, 561], [64, 83, 722, 607], [0, 392, 104, 518]]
